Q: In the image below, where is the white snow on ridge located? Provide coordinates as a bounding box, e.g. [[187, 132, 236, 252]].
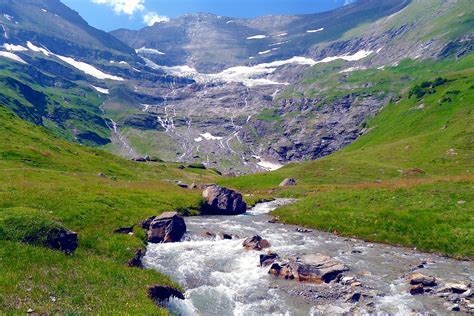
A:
[[307, 28, 324, 33], [136, 47, 166, 55], [226, 20, 235, 24], [26, 41, 124, 81], [56, 55, 124, 81], [200, 132, 223, 141], [2, 43, 28, 52], [0, 51, 27, 64], [91, 85, 109, 94], [27, 41, 50, 56], [247, 35, 266, 40], [144, 49, 374, 87]]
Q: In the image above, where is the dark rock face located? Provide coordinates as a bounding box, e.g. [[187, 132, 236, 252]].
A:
[[243, 235, 271, 251], [201, 185, 247, 215], [279, 178, 297, 187], [410, 284, 425, 295], [146, 212, 186, 243], [113, 225, 134, 234], [141, 216, 156, 230], [269, 254, 349, 284], [260, 252, 279, 267], [147, 285, 185, 303], [46, 228, 78, 255], [128, 249, 144, 268]]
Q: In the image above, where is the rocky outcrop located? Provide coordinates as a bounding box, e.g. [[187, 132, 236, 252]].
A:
[[113, 225, 134, 234], [408, 273, 437, 287], [279, 178, 297, 187], [201, 185, 247, 215], [46, 228, 78, 255], [147, 285, 185, 304], [128, 249, 144, 268], [243, 235, 271, 251], [146, 212, 187, 243], [269, 254, 349, 284]]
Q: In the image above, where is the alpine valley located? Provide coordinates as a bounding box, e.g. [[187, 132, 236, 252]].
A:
[[0, 0, 473, 314]]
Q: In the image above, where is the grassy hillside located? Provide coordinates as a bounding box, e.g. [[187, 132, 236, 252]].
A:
[[221, 54, 474, 258], [0, 104, 218, 313]]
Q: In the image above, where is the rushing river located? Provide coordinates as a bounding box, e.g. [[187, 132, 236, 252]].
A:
[[144, 199, 473, 315]]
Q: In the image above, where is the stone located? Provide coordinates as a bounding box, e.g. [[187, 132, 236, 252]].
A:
[[290, 254, 349, 283], [175, 181, 188, 189], [295, 228, 312, 233], [46, 228, 78, 255], [446, 282, 470, 294], [260, 252, 279, 267], [410, 284, 425, 295], [243, 235, 271, 251], [128, 249, 144, 268], [279, 178, 297, 187], [346, 292, 362, 303], [140, 216, 156, 230], [269, 254, 349, 284], [113, 225, 134, 234], [147, 212, 186, 243], [220, 233, 233, 240], [408, 273, 437, 287], [147, 285, 185, 304], [202, 185, 247, 215]]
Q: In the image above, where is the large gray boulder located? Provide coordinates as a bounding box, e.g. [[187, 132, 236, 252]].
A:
[[146, 212, 186, 243], [202, 185, 247, 215], [269, 254, 349, 283], [279, 178, 297, 187]]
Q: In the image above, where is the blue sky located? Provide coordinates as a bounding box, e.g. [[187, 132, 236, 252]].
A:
[[61, 0, 350, 31]]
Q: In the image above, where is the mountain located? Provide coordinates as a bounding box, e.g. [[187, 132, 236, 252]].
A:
[[107, 0, 473, 174], [112, 0, 410, 72]]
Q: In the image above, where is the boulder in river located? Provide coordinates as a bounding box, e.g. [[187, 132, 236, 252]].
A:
[[268, 254, 349, 284], [279, 178, 297, 187], [146, 212, 186, 243], [201, 185, 247, 215], [148, 285, 185, 304], [260, 252, 279, 267], [243, 235, 271, 251], [408, 272, 437, 287]]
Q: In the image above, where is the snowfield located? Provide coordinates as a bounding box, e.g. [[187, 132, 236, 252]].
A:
[[91, 85, 110, 94], [252, 155, 283, 171], [26, 41, 124, 81], [307, 28, 324, 33], [136, 47, 166, 55], [143, 50, 374, 87], [247, 35, 266, 40], [200, 132, 223, 141], [0, 51, 27, 64], [2, 44, 28, 52]]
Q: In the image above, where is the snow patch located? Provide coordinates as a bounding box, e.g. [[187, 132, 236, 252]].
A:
[[316, 50, 374, 63], [194, 137, 203, 142], [200, 132, 223, 141], [27, 41, 50, 56], [3, 14, 13, 21], [258, 50, 272, 55], [226, 20, 235, 24], [56, 55, 124, 81], [269, 41, 290, 47], [307, 28, 324, 33], [339, 66, 366, 73], [91, 85, 109, 94], [252, 155, 283, 171], [247, 35, 266, 40], [0, 51, 27, 64], [275, 33, 287, 37], [41, 9, 48, 13], [2, 43, 28, 52], [136, 47, 166, 55]]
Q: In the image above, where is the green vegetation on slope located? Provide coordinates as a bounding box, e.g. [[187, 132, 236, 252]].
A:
[[0, 105, 218, 313], [221, 55, 474, 258]]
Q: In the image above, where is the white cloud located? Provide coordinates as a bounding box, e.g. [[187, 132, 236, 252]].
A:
[[91, 0, 145, 15], [143, 11, 169, 26]]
